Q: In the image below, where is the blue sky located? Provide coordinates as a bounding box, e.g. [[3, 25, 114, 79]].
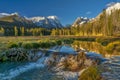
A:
[[0, 0, 120, 25]]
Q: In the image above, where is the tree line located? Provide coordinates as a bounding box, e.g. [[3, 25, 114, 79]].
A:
[[0, 26, 51, 36]]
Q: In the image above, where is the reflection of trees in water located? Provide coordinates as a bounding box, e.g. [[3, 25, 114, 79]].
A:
[[71, 41, 108, 56]]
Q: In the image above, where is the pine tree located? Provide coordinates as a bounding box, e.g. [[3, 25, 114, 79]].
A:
[[51, 29, 56, 36], [0, 27, 5, 36], [21, 27, 25, 36], [14, 26, 18, 36]]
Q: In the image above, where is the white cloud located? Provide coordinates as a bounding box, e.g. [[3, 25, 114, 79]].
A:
[[106, 2, 116, 7], [86, 11, 92, 15]]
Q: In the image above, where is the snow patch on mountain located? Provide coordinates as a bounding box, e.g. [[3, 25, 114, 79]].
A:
[[0, 12, 19, 18], [26, 16, 63, 28], [72, 17, 90, 27], [106, 2, 120, 15], [47, 16, 58, 20], [26, 17, 46, 23]]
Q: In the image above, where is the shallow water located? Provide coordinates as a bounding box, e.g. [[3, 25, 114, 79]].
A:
[[102, 56, 120, 80], [0, 61, 64, 80], [0, 46, 74, 80], [13, 68, 64, 80]]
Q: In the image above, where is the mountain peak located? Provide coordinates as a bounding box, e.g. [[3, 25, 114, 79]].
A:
[[27, 16, 58, 22], [27, 16, 46, 22], [47, 16, 58, 20], [0, 12, 19, 18], [11, 12, 19, 16], [26, 16, 63, 29], [72, 17, 90, 27], [106, 2, 120, 15]]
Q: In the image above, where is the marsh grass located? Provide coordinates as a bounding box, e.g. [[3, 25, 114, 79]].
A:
[[79, 66, 102, 80], [106, 41, 120, 54]]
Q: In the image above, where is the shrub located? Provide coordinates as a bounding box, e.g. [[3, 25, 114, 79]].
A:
[[18, 42, 23, 47], [63, 38, 74, 44], [39, 42, 51, 48], [22, 43, 33, 49], [32, 42, 40, 49], [1, 56, 8, 62], [22, 42, 40, 49], [8, 42, 18, 48], [79, 66, 102, 80], [56, 40, 62, 45], [50, 41, 57, 46]]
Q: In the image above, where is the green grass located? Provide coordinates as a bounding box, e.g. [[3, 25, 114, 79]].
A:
[[79, 66, 102, 80], [0, 36, 75, 52]]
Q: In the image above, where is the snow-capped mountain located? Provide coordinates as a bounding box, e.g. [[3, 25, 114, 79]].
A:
[[0, 12, 63, 29], [72, 17, 90, 27], [26, 16, 63, 29], [106, 2, 120, 15], [0, 12, 19, 18], [0, 12, 34, 25], [95, 2, 120, 20]]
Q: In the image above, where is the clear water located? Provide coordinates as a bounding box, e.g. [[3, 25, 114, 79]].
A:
[[0, 46, 75, 80], [0, 61, 64, 80], [13, 68, 64, 80]]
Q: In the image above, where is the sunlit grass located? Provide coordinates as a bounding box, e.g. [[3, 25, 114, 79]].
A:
[[79, 66, 102, 80]]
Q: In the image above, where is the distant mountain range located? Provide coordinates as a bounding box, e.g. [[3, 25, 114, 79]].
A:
[[0, 13, 63, 29]]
